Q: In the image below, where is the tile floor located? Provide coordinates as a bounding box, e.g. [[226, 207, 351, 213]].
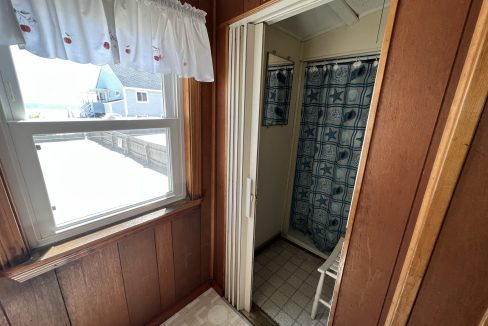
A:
[[163, 289, 251, 326], [253, 239, 336, 326]]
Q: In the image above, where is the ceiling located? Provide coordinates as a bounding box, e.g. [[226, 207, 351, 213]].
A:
[[273, 0, 390, 41]]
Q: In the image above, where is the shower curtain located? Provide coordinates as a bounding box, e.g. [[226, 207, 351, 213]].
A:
[[290, 59, 378, 253], [263, 64, 294, 126]]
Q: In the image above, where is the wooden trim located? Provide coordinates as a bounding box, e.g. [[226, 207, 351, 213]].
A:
[[385, 1, 488, 324], [146, 281, 211, 326], [480, 307, 488, 326], [183, 79, 203, 199], [218, 0, 280, 28], [0, 163, 29, 270], [1, 199, 202, 283], [327, 0, 399, 322], [213, 25, 230, 291]]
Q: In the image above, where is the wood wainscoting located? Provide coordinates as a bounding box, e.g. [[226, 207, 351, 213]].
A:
[[0, 205, 211, 326]]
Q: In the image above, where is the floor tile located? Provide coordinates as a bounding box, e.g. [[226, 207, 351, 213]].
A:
[[267, 261, 281, 273], [298, 282, 316, 297], [259, 266, 274, 280], [305, 273, 320, 287], [274, 311, 295, 326], [284, 261, 299, 273], [278, 282, 297, 298], [287, 274, 303, 289], [262, 299, 281, 318], [277, 268, 293, 280], [296, 309, 317, 326], [291, 290, 310, 309], [254, 290, 268, 306], [270, 290, 288, 307], [269, 274, 286, 288], [274, 255, 288, 266], [294, 268, 311, 282], [253, 239, 334, 326], [261, 282, 277, 297], [283, 301, 302, 319], [253, 274, 265, 289]]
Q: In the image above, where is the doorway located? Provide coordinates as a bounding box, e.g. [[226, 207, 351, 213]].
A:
[[224, 0, 394, 324]]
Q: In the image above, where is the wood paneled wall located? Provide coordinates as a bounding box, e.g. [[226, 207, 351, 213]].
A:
[[377, 0, 484, 322], [217, 0, 272, 25], [0, 166, 28, 270], [331, 0, 481, 324], [213, 24, 228, 292], [408, 101, 488, 325], [0, 206, 208, 326], [181, 0, 215, 289]]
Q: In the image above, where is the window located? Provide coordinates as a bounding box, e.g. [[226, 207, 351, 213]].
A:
[[0, 46, 186, 248], [136, 91, 148, 103]]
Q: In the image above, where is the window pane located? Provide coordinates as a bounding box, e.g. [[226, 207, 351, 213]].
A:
[[10, 46, 166, 120], [33, 128, 170, 226]]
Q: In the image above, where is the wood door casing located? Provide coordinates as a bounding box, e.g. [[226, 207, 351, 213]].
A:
[[378, 0, 485, 322], [408, 101, 488, 325], [330, 0, 477, 324]]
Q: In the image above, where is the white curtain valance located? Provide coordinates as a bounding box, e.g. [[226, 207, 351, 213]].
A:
[[1, 0, 214, 82]]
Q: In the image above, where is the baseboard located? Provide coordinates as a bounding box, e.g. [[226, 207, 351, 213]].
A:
[[147, 281, 211, 326], [282, 234, 328, 260], [211, 280, 224, 296], [254, 233, 281, 255]]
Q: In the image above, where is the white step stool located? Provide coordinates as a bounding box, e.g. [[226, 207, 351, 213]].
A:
[[311, 237, 344, 319]]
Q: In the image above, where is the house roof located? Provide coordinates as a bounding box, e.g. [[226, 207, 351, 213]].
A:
[[108, 65, 162, 91]]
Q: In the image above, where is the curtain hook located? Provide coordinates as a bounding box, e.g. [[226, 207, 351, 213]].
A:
[[352, 57, 362, 69], [333, 61, 339, 71], [373, 56, 379, 67]]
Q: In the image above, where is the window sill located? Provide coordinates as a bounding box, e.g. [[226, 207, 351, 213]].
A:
[[1, 199, 201, 283]]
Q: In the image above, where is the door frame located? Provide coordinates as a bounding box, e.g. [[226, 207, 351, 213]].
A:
[[224, 0, 399, 313], [385, 1, 488, 323]]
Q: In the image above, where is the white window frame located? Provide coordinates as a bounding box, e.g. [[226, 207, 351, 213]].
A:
[[136, 90, 149, 103], [0, 46, 186, 248]]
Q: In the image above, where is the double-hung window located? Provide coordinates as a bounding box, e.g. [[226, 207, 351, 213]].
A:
[[0, 46, 186, 248], [136, 91, 148, 103]]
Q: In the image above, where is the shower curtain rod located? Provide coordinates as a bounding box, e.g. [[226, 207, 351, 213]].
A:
[[306, 52, 380, 66]]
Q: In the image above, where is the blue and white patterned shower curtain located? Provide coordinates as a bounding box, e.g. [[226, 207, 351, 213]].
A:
[[263, 64, 294, 126], [290, 60, 378, 253]]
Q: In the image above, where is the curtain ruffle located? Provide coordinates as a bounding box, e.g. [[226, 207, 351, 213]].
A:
[[1, 0, 214, 82]]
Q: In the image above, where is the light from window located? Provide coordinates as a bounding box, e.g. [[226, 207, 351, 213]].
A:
[[34, 129, 170, 228], [0, 46, 185, 247]]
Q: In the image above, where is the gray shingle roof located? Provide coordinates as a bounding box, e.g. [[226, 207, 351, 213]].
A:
[[109, 65, 162, 90]]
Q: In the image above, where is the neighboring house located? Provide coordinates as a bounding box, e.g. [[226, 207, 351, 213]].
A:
[[82, 65, 163, 118]]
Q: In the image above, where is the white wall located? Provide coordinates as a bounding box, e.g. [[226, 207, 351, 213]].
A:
[[254, 25, 302, 248]]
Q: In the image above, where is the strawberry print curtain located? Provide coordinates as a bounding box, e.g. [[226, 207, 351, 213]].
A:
[[1, 0, 214, 82]]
